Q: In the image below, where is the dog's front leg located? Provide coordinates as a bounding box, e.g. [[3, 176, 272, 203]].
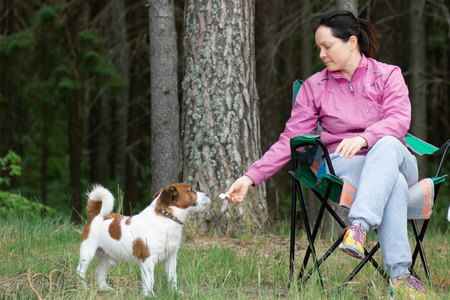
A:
[[140, 259, 156, 297], [165, 252, 182, 294]]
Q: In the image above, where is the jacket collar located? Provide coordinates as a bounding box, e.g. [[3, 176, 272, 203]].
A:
[[329, 53, 368, 80]]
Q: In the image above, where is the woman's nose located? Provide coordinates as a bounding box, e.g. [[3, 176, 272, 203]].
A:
[[319, 48, 326, 59]]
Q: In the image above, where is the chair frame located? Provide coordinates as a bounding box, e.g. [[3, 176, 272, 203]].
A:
[[288, 79, 450, 291]]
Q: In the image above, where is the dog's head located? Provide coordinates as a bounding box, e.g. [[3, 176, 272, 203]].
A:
[[153, 183, 211, 215]]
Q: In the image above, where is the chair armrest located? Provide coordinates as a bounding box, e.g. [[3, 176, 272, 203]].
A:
[[406, 133, 450, 156]]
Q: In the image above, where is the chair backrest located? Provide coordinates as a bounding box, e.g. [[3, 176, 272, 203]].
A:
[[291, 80, 343, 201]]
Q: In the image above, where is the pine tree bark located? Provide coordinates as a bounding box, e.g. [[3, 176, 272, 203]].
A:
[[409, 0, 427, 177], [149, 0, 180, 193], [182, 0, 267, 234], [124, 0, 150, 215]]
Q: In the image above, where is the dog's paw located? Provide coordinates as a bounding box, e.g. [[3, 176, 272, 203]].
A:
[[99, 285, 114, 292], [176, 289, 184, 295], [143, 289, 156, 298], [171, 286, 184, 295]]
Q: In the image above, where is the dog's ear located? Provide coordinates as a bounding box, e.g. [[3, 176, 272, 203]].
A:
[[159, 186, 178, 205]]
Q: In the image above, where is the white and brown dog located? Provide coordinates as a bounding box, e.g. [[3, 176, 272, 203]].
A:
[[76, 183, 211, 296]]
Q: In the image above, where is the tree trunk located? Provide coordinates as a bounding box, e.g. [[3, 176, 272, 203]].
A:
[[409, 0, 427, 177], [0, 0, 29, 158], [149, 0, 180, 194], [255, 0, 283, 221], [182, 0, 267, 235], [66, 3, 84, 224], [124, 0, 150, 215], [69, 89, 82, 224], [336, 0, 358, 16], [106, 0, 129, 183]]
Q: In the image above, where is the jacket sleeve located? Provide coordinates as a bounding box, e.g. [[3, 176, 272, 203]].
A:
[[359, 67, 411, 148], [245, 81, 319, 186]]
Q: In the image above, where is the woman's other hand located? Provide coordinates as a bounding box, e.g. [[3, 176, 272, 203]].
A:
[[335, 136, 368, 160]]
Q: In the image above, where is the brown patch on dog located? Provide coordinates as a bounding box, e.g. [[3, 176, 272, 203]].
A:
[[125, 217, 132, 225], [86, 200, 102, 220], [132, 238, 150, 262], [81, 220, 92, 242], [104, 213, 124, 240]]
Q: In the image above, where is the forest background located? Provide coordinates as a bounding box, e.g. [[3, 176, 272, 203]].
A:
[[1, 0, 450, 233]]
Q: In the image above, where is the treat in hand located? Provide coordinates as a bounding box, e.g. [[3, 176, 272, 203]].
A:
[[219, 193, 230, 200]]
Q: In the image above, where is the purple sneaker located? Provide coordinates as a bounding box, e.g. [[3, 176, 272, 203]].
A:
[[389, 274, 427, 299], [338, 223, 366, 259]]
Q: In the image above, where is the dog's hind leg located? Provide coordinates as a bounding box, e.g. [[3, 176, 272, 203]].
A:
[[76, 241, 98, 288], [96, 250, 115, 292]]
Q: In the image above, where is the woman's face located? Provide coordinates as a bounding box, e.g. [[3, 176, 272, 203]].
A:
[[315, 26, 356, 74]]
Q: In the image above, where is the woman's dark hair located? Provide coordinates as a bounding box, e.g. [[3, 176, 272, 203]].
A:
[[314, 10, 379, 58]]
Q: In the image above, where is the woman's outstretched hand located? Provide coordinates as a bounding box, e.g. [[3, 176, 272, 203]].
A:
[[335, 136, 368, 160], [226, 175, 254, 205]]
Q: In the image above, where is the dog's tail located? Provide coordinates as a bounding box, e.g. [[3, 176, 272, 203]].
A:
[[86, 184, 114, 219]]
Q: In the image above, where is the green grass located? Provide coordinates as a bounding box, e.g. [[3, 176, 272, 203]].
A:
[[0, 213, 449, 299]]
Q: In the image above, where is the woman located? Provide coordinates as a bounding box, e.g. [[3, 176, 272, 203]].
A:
[[226, 10, 426, 298]]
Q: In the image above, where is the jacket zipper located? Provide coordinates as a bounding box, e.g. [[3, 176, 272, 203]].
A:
[[348, 80, 354, 92]]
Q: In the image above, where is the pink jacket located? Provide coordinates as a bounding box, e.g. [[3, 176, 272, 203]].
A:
[[246, 54, 411, 186]]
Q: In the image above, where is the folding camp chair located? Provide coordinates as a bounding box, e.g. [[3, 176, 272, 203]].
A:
[[288, 79, 450, 291]]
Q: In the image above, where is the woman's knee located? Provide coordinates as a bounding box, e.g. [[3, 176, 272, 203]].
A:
[[372, 136, 403, 151]]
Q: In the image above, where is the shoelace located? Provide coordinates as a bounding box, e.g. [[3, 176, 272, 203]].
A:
[[342, 223, 366, 242]]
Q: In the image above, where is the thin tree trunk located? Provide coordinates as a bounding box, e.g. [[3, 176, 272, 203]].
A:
[[124, 0, 150, 215], [149, 0, 180, 194], [182, 0, 267, 235], [106, 0, 129, 183], [255, 0, 283, 221], [66, 3, 84, 224], [40, 117, 49, 205], [69, 89, 82, 223], [409, 0, 427, 177]]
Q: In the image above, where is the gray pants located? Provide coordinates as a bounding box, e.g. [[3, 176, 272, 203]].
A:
[[329, 136, 418, 277]]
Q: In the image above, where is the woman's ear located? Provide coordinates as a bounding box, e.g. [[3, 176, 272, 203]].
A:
[[349, 35, 358, 50]]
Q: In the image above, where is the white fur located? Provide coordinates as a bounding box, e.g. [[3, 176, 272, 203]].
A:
[[86, 184, 115, 217], [76, 184, 211, 296]]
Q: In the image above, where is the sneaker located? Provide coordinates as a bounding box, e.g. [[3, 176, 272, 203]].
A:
[[338, 223, 366, 259], [389, 274, 427, 299]]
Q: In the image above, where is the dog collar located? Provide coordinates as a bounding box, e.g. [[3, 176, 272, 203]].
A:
[[156, 208, 183, 225]]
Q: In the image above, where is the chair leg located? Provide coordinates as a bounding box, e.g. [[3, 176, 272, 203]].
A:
[[300, 233, 344, 284], [298, 183, 337, 287], [296, 180, 324, 288], [289, 179, 298, 282], [410, 219, 431, 282]]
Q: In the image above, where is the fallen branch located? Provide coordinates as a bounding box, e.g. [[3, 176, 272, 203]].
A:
[[0, 257, 76, 299]]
